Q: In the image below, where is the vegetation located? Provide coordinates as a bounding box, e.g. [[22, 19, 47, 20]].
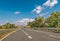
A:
[[0, 22, 18, 29], [0, 21, 19, 39], [0, 30, 14, 39], [28, 12, 60, 28], [0, 23, 18, 39]]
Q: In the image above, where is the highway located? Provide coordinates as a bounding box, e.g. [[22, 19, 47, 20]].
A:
[[2, 28, 60, 41]]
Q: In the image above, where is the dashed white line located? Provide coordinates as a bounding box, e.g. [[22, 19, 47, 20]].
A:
[[28, 36, 32, 39], [21, 30, 25, 33], [26, 29, 60, 39], [25, 33, 28, 35], [21, 29, 32, 39]]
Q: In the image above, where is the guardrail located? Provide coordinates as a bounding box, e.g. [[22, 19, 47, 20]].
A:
[[41, 28, 60, 33], [24, 27, 60, 33]]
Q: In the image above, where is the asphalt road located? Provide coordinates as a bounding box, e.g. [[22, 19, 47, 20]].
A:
[[2, 28, 60, 41]]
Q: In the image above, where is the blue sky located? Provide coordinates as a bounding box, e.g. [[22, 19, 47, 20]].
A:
[[0, 0, 60, 25]]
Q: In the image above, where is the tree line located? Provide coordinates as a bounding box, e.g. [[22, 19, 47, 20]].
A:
[[0, 23, 18, 29], [27, 12, 60, 28]]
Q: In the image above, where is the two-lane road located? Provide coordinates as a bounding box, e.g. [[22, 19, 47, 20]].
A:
[[2, 28, 60, 41]]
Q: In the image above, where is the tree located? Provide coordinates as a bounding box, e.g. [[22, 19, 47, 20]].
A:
[[1, 25, 6, 29], [0, 22, 16, 29], [10, 24, 15, 28], [0, 26, 2, 29], [35, 16, 45, 27], [46, 12, 60, 28], [28, 16, 45, 28], [28, 12, 60, 28], [6, 22, 11, 29]]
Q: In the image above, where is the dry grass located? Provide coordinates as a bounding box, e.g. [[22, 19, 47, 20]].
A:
[[0, 29, 15, 39]]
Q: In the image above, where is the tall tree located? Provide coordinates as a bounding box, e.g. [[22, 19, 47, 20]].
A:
[[47, 12, 60, 28], [35, 16, 44, 27]]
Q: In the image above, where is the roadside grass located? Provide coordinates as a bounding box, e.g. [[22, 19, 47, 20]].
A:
[[0, 29, 16, 39]]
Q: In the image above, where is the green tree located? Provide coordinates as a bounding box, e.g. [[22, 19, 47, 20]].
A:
[[35, 16, 44, 27], [6, 22, 11, 29], [28, 16, 45, 28], [46, 12, 60, 28], [10, 24, 15, 28], [28, 12, 60, 28]]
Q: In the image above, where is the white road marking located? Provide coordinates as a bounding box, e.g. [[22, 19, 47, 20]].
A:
[[26, 29, 60, 39], [28, 36, 32, 39], [25, 33, 28, 35], [49, 35, 60, 39], [0, 30, 18, 41], [21, 29, 26, 34], [21, 29, 32, 39], [25, 29, 60, 39]]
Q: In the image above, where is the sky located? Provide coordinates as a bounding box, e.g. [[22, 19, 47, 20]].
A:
[[0, 0, 60, 26]]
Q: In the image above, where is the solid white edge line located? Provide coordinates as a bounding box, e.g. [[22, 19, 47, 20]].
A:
[[0, 30, 18, 41]]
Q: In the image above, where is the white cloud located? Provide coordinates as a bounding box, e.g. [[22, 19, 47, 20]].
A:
[[14, 11, 21, 14], [32, 6, 42, 14], [50, 0, 58, 7], [43, 0, 50, 6], [39, 12, 49, 16], [32, 0, 58, 14], [16, 18, 35, 26], [43, 0, 58, 7]]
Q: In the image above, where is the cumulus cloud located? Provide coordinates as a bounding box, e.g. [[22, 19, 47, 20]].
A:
[[32, 6, 42, 14], [14, 11, 21, 14], [16, 18, 35, 26], [43, 0, 58, 7], [32, 0, 58, 14]]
